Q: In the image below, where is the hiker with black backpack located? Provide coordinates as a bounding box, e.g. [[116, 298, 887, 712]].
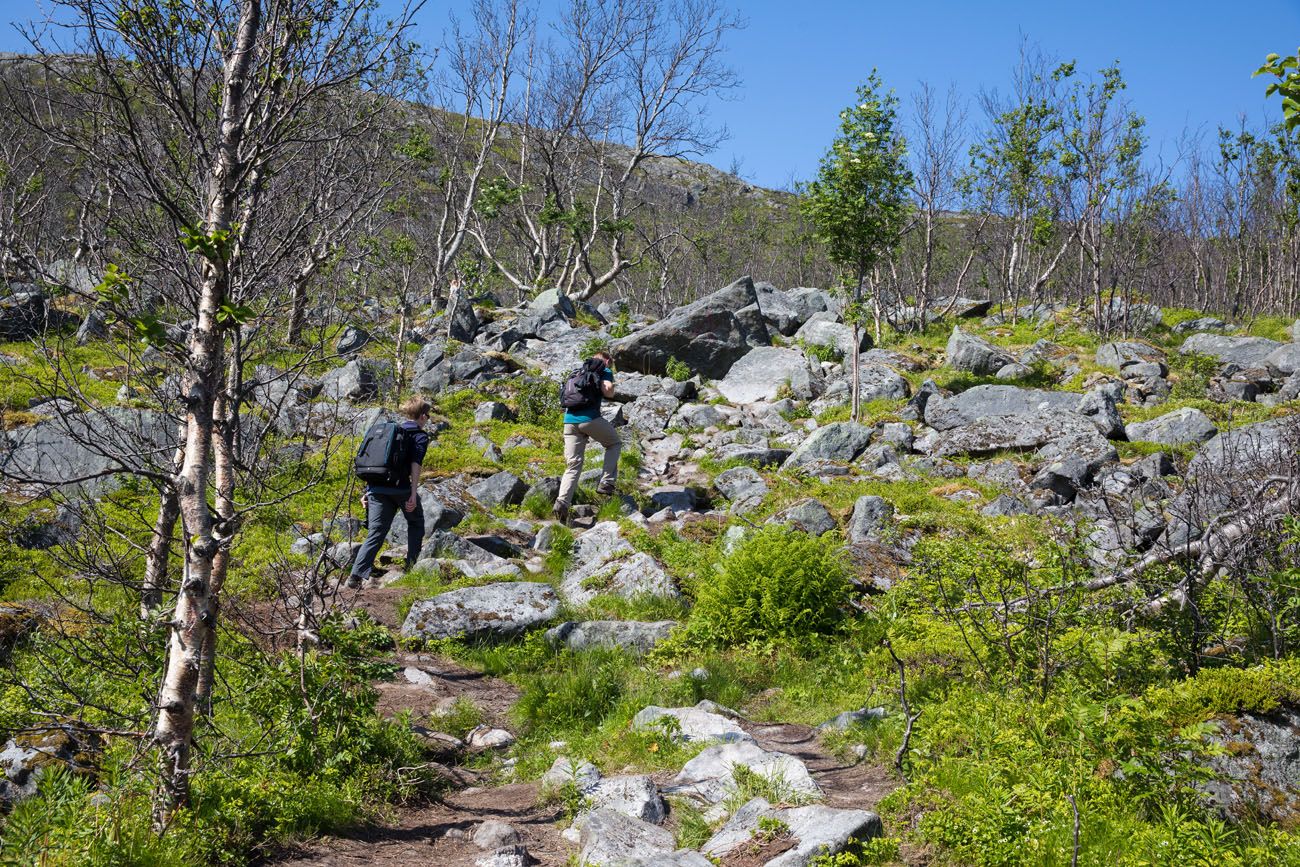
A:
[[347, 397, 432, 588], [553, 350, 620, 524]]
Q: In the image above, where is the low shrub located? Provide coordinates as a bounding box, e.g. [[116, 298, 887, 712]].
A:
[[665, 356, 692, 382], [684, 525, 852, 647]]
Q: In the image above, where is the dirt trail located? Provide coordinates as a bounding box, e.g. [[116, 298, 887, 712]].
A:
[[268, 587, 899, 866]]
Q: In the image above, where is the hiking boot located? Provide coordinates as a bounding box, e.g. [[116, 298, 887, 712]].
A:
[[344, 574, 364, 590], [596, 483, 617, 497], [551, 503, 570, 525]]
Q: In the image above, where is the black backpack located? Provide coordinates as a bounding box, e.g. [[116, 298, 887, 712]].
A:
[[354, 421, 413, 485], [560, 358, 606, 409]]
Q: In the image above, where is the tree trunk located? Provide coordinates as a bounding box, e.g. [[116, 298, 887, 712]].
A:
[[152, 0, 258, 825], [140, 486, 180, 620]]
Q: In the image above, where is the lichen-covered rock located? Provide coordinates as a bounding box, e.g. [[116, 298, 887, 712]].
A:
[[713, 465, 768, 514], [702, 798, 883, 867], [670, 740, 821, 805], [1179, 333, 1281, 367], [576, 809, 677, 865], [766, 498, 836, 536], [717, 346, 823, 404], [468, 471, 528, 508], [546, 620, 677, 655], [846, 495, 893, 544], [610, 277, 768, 379], [782, 422, 872, 469], [946, 326, 1014, 374], [0, 726, 99, 807], [1125, 407, 1218, 445], [400, 582, 559, 642], [1203, 708, 1300, 825], [923, 385, 1077, 431], [631, 702, 753, 745], [560, 522, 678, 606]]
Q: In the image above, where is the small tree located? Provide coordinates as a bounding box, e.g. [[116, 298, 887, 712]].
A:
[[801, 72, 911, 420]]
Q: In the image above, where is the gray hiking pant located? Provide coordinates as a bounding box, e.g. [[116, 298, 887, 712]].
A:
[[349, 491, 424, 581], [556, 417, 621, 508]]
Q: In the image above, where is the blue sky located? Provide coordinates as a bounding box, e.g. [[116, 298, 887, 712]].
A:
[[2, 0, 1296, 188]]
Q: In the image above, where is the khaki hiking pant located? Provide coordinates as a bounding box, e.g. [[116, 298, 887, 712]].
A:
[[556, 417, 621, 508]]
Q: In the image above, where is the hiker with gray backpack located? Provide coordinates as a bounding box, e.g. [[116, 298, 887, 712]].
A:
[[553, 350, 620, 525], [347, 397, 432, 588]]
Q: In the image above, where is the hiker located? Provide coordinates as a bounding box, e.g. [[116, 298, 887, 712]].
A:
[[553, 350, 620, 524], [347, 397, 432, 588]]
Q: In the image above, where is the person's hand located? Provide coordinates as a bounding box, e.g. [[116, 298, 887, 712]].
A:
[[361, 491, 369, 508], [404, 494, 417, 513]]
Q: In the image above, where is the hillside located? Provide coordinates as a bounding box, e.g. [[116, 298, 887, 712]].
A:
[[2, 277, 1299, 865]]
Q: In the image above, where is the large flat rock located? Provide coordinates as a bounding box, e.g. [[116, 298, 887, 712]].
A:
[[400, 582, 559, 642], [717, 346, 822, 404], [611, 277, 767, 379], [670, 740, 820, 805], [923, 385, 1079, 431], [632, 702, 753, 745], [1179, 333, 1281, 367]]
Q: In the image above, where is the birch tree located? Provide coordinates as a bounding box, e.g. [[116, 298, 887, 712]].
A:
[[801, 72, 911, 421]]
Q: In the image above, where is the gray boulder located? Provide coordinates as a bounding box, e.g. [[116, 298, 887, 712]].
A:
[[767, 498, 836, 536], [1, 409, 176, 495], [447, 289, 480, 342], [586, 775, 667, 825], [334, 325, 371, 355], [577, 809, 676, 865], [918, 408, 1107, 458], [0, 727, 98, 807], [631, 702, 752, 744], [713, 466, 768, 513], [0, 291, 49, 340], [546, 621, 677, 655], [626, 395, 681, 434], [1173, 316, 1229, 334], [1097, 298, 1163, 332], [670, 740, 821, 805], [995, 362, 1032, 380], [795, 313, 869, 360], [846, 495, 893, 544], [474, 401, 516, 423], [320, 359, 381, 401], [76, 308, 108, 344], [1264, 343, 1300, 375], [839, 361, 911, 402], [703, 799, 883, 867], [400, 582, 560, 642], [946, 326, 1014, 375], [782, 422, 872, 469], [924, 385, 1077, 431], [717, 346, 822, 404], [610, 277, 768, 379], [1203, 708, 1300, 825], [1179, 333, 1281, 367], [560, 522, 678, 606], [1125, 407, 1218, 445], [468, 471, 528, 508], [1076, 384, 1126, 439], [817, 706, 887, 732], [671, 403, 728, 429], [1096, 341, 1164, 372], [753, 282, 813, 335], [529, 288, 576, 318]]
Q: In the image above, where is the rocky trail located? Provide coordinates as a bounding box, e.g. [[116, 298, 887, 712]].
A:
[[270, 577, 900, 867]]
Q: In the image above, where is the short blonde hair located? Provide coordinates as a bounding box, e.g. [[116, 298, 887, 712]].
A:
[[400, 397, 432, 420]]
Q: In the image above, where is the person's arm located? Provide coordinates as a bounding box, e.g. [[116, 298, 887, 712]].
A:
[[601, 369, 615, 399], [405, 461, 420, 512]]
